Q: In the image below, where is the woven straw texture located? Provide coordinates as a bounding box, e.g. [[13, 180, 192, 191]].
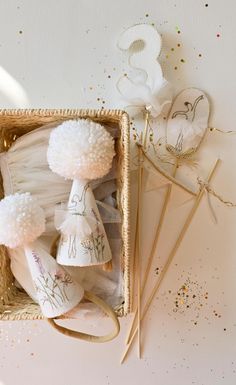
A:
[[0, 109, 130, 320]]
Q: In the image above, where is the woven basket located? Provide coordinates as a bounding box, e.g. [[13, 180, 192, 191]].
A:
[[0, 109, 131, 320]]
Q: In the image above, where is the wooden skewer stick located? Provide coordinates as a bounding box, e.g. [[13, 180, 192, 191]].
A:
[[136, 143, 142, 359], [142, 110, 149, 150], [131, 205, 139, 311], [125, 159, 178, 345], [134, 111, 150, 358], [131, 110, 150, 303], [121, 159, 221, 364]]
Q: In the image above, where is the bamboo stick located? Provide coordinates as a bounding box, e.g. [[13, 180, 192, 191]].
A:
[[136, 143, 142, 358], [134, 111, 150, 358], [131, 206, 139, 310], [121, 159, 221, 363], [126, 160, 178, 345]]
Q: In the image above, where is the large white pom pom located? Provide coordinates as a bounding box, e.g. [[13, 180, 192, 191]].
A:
[[47, 119, 115, 180], [0, 193, 45, 248]]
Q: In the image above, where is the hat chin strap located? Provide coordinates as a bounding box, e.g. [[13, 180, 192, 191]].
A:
[[47, 290, 120, 343]]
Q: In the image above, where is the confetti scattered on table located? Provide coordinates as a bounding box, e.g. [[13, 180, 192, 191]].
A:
[[173, 278, 209, 325]]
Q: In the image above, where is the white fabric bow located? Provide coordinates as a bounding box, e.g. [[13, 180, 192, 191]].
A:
[[117, 75, 172, 118]]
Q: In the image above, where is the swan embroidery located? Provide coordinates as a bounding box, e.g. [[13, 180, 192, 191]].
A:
[[170, 95, 204, 152], [68, 183, 89, 215], [172, 95, 204, 121], [67, 184, 89, 258]]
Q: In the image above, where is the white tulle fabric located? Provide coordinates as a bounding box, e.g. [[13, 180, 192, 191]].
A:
[[0, 123, 123, 314], [55, 206, 98, 237]]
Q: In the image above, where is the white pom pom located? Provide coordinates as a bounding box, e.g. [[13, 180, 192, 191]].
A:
[[0, 193, 45, 248], [47, 119, 115, 180]]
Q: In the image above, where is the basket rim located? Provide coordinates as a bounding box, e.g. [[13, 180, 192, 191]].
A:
[[0, 108, 127, 118]]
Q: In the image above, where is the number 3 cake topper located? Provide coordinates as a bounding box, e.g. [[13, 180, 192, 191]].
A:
[[117, 23, 172, 118]]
